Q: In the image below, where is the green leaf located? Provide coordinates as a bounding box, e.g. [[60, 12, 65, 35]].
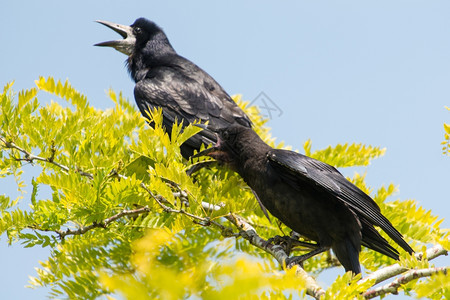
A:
[[1, 79, 448, 299]]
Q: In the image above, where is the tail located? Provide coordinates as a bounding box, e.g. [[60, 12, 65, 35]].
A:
[[361, 209, 414, 256], [333, 238, 361, 274], [361, 218, 413, 260], [361, 220, 400, 260]]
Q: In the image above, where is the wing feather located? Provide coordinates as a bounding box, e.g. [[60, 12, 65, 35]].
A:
[[267, 149, 413, 254], [134, 67, 251, 151]]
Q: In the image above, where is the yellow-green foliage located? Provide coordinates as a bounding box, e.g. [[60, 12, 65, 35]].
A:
[[323, 273, 374, 300], [304, 140, 385, 168], [415, 272, 450, 299], [100, 228, 307, 300], [0, 77, 448, 299]]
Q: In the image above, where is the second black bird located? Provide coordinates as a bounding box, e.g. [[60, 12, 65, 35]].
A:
[[95, 18, 252, 158], [196, 124, 414, 274]]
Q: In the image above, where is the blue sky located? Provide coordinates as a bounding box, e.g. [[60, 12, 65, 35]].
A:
[[1, 1, 449, 299]]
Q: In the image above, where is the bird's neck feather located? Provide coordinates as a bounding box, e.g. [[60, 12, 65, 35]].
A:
[[128, 32, 177, 82], [235, 135, 271, 181]]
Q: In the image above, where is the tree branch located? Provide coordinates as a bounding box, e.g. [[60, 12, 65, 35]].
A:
[[363, 266, 449, 299], [0, 136, 93, 179], [5, 135, 447, 299], [224, 213, 326, 299], [360, 244, 448, 285], [29, 206, 152, 239], [360, 244, 448, 298], [0, 136, 229, 238], [1, 135, 231, 236]]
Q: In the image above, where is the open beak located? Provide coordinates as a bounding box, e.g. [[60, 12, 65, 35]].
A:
[[94, 20, 136, 56]]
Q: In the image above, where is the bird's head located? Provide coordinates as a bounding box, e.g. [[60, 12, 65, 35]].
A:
[[193, 124, 259, 168], [95, 18, 172, 57]]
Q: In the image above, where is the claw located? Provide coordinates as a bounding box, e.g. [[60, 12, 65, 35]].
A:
[[265, 235, 295, 255], [285, 256, 305, 269]]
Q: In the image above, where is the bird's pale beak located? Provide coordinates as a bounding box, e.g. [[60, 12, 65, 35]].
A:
[[94, 20, 136, 56]]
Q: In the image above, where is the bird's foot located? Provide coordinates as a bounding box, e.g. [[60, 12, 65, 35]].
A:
[[266, 235, 290, 246], [265, 235, 296, 255], [266, 235, 320, 256], [285, 255, 306, 269]]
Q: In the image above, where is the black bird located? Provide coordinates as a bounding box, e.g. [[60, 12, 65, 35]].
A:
[[95, 18, 252, 158], [196, 124, 414, 274]]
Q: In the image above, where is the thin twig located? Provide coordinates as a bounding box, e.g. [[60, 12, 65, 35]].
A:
[[2, 135, 230, 233], [5, 135, 447, 299], [28, 206, 152, 239], [1, 136, 231, 236], [1, 136, 93, 179], [136, 175, 231, 232]]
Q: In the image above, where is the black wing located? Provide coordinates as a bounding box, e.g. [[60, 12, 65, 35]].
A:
[[134, 66, 251, 153], [267, 149, 413, 255]]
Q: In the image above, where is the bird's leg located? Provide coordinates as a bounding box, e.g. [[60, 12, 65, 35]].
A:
[[287, 239, 319, 255], [285, 247, 328, 269], [288, 231, 319, 252], [281, 235, 296, 256]]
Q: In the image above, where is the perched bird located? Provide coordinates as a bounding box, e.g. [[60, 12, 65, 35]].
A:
[[195, 124, 414, 274], [95, 18, 252, 158]]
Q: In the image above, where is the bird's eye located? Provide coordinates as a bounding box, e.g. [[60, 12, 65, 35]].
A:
[[134, 27, 142, 35]]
